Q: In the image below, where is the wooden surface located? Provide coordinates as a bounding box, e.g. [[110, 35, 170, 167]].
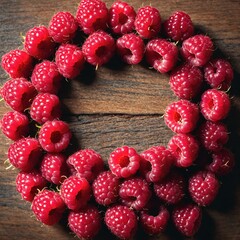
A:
[[0, 0, 240, 239]]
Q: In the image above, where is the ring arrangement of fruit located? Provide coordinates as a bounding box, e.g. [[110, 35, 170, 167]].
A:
[[0, 0, 236, 239]]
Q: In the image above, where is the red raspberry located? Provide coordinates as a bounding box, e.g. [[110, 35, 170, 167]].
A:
[[1, 111, 29, 141], [105, 205, 137, 239], [31, 189, 66, 225], [92, 170, 120, 206], [8, 137, 42, 171], [189, 170, 220, 206], [76, 0, 108, 35], [30, 93, 61, 124], [145, 38, 178, 73], [108, 1, 136, 35], [164, 99, 199, 134], [168, 133, 199, 167], [60, 176, 91, 211], [24, 26, 57, 60], [38, 120, 72, 153], [163, 11, 194, 42], [1, 49, 34, 78], [116, 33, 144, 64], [172, 203, 202, 237], [200, 89, 231, 122], [169, 63, 203, 100], [67, 149, 104, 182], [68, 205, 101, 239], [31, 60, 63, 94], [108, 146, 141, 178], [16, 170, 48, 202], [180, 34, 214, 67], [48, 11, 78, 43], [0, 78, 37, 112], [55, 43, 85, 79], [204, 58, 234, 91], [82, 31, 115, 66], [140, 146, 173, 182], [134, 6, 161, 39]]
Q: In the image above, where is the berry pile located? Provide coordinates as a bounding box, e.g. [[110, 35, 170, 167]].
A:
[[0, 0, 235, 239]]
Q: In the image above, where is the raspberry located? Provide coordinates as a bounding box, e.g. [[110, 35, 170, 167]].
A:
[[60, 176, 91, 211], [1, 111, 30, 141], [164, 99, 199, 134], [140, 146, 173, 182], [145, 38, 178, 73], [67, 149, 104, 182], [38, 120, 72, 153], [163, 11, 194, 42], [31, 189, 66, 225], [180, 34, 214, 67], [105, 205, 137, 239], [108, 1, 136, 35], [82, 31, 115, 66], [169, 63, 203, 100], [116, 33, 144, 64], [200, 89, 231, 122], [8, 137, 42, 171], [168, 133, 199, 167], [16, 170, 48, 202], [68, 205, 101, 239], [24, 26, 57, 60], [55, 43, 85, 79], [92, 170, 120, 206], [30, 93, 61, 124], [108, 146, 141, 178], [76, 0, 108, 35], [1, 49, 34, 78], [134, 6, 161, 39], [31, 60, 63, 94], [48, 11, 78, 43]]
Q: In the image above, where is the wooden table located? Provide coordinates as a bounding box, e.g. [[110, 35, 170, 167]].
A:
[[0, 0, 240, 239]]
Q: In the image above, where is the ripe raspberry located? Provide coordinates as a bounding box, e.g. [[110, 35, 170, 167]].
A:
[[108, 146, 141, 178], [200, 89, 231, 122], [169, 63, 203, 100], [55, 43, 85, 79], [82, 31, 115, 66], [204, 58, 234, 91], [32, 189, 66, 225], [24, 26, 57, 60], [172, 203, 202, 237], [0, 78, 37, 112], [92, 170, 120, 206], [140, 146, 173, 182], [168, 133, 199, 167], [116, 33, 144, 64], [145, 38, 178, 73], [164, 99, 199, 134], [1, 49, 34, 78], [38, 120, 72, 153], [108, 1, 136, 35], [48, 11, 78, 43], [8, 137, 42, 171], [68, 205, 101, 239], [180, 34, 214, 67], [67, 149, 104, 182], [30, 93, 61, 124], [134, 6, 161, 39], [1, 111, 29, 141], [163, 11, 194, 42], [105, 205, 137, 239], [31, 60, 63, 94], [76, 0, 108, 35]]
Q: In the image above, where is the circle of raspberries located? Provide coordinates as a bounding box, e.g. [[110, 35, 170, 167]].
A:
[[0, 0, 236, 239]]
